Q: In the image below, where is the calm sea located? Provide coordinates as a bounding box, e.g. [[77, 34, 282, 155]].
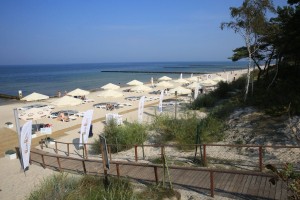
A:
[[0, 61, 247, 98]]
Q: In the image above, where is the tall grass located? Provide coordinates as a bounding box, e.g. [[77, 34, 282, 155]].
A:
[[91, 120, 148, 154]]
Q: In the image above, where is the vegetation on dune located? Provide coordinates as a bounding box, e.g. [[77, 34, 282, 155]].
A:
[[91, 120, 148, 154], [27, 173, 180, 200]]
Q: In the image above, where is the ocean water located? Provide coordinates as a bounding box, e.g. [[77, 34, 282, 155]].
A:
[[0, 61, 247, 98]]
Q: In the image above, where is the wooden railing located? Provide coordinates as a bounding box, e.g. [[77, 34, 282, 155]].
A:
[[30, 148, 277, 198], [40, 141, 300, 172]]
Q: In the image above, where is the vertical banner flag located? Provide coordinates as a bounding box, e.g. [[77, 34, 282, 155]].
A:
[[151, 77, 154, 87], [158, 90, 164, 112], [138, 96, 145, 123], [194, 85, 199, 100], [20, 121, 32, 170], [191, 73, 193, 78], [180, 73, 183, 79], [79, 109, 94, 147]]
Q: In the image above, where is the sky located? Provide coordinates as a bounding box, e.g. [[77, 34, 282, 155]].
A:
[[0, 0, 287, 65]]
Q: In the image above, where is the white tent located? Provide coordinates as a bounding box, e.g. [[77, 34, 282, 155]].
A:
[[51, 96, 83, 106], [67, 88, 90, 96], [130, 85, 152, 92], [169, 86, 191, 95], [186, 76, 202, 82], [21, 92, 49, 101], [101, 83, 120, 90], [97, 90, 123, 98], [158, 76, 172, 81], [156, 81, 174, 88], [127, 80, 143, 86]]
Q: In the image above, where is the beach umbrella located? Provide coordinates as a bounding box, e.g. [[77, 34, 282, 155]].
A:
[[97, 90, 123, 98], [169, 86, 191, 95], [101, 83, 120, 90], [156, 81, 174, 88], [67, 88, 90, 96], [187, 82, 202, 89], [19, 107, 52, 131], [212, 76, 226, 82], [200, 79, 218, 87], [130, 85, 152, 92], [186, 76, 201, 82], [158, 76, 172, 81], [127, 80, 143, 86], [51, 96, 83, 106], [173, 78, 189, 84], [21, 92, 49, 102]]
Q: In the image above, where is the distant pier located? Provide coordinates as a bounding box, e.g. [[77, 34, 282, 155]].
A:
[[101, 70, 206, 74], [0, 93, 19, 100]]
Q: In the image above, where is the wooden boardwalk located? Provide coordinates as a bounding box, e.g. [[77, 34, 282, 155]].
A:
[[30, 148, 288, 200]]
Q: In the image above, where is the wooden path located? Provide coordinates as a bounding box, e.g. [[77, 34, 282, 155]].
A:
[[30, 148, 288, 200]]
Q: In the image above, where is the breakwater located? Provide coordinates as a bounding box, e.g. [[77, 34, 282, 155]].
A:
[[101, 70, 205, 74]]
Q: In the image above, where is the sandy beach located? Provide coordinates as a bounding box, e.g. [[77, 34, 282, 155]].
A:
[[0, 69, 248, 200]]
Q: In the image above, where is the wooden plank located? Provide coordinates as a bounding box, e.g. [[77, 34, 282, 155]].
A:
[[262, 176, 272, 198], [241, 175, 252, 194], [245, 175, 258, 195], [257, 176, 267, 197], [224, 173, 238, 192], [215, 173, 231, 191]]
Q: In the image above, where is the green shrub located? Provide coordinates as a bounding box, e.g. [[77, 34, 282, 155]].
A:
[[27, 173, 137, 200], [91, 120, 148, 154], [190, 94, 218, 109], [197, 115, 225, 143]]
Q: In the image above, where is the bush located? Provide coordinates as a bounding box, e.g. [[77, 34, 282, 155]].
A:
[[91, 120, 148, 154], [27, 173, 137, 200], [190, 94, 218, 109]]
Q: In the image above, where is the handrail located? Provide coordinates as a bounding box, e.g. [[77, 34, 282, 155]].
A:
[[30, 148, 278, 198]]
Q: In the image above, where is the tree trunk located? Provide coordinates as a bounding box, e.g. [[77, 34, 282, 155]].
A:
[[244, 36, 252, 102]]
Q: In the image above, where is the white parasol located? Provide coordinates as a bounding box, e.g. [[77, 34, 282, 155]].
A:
[[156, 81, 174, 88], [97, 90, 123, 98], [158, 76, 172, 81], [127, 80, 143, 86], [173, 78, 190, 84], [67, 88, 90, 96], [169, 86, 192, 95], [187, 82, 202, 89], [19, 107, 52, 131], [51, 96, 83, 106], [21, 92, 49, 101], [130, 85, 152, 92], [212, 76, 226, 82], [200, 79, 218, 87], [101, 83, 120, 90]]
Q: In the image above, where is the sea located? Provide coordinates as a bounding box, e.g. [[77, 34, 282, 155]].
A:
[[0, 61, 247, 101]]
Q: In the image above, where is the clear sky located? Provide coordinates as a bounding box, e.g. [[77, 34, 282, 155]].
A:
[[0, 0, 287, 65]]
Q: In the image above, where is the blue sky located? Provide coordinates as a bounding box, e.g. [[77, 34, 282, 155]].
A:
[[0, 0, 287, 65]]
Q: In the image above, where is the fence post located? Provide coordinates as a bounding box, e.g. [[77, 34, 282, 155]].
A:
[[67, 143, 70, 156], [84, 144, 88, 159], [82, 160, 87, 174], [161, 145, 165, 160], [210, 170, 214, 197], [41, 154, 46, 169], [108, 145, 112, 161], [203, 144, 207, 165], [259, 146, 263, 172], [154, 166, 158, 184], [135, 145, 138, 162], [57, 157, 62, 171], [55, 141, 58, 154], [116, 163, 120, 178]]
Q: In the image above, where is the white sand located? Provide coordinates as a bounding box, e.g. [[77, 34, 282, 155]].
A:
[[0, 69, 248, 200]]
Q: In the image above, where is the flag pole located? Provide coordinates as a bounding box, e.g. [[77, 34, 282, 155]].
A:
[[13, 108, 25, 171]]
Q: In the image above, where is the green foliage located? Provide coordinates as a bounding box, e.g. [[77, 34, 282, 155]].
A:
[[137, 184, 181, 200], [197, 115, 225, 143], [191, 94, 218, 109], [246, 65, 300, 115], [91, 120, 148, 154], [27, 173, 137, 200], [151, 113, 200, 147], [266, 163, 300, 199]]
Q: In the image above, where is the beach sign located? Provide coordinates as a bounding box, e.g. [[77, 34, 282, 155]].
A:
[[20, 121, 32, 170], [79, 109, 94, 147], [138, 96, 145, 123]]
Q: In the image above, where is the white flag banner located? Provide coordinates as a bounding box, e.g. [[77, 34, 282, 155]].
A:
[[138, 96, 145, 123], [79, 109, 94, 147], [151, 77, 154, 87], [20, 121, 32, 170], [194, 86, 199, 100], [180, 73, 183, 79], [158, 90, 164, 112]]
